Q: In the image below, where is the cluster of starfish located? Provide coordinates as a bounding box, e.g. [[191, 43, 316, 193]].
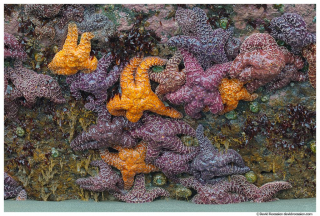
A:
[[5, 6, 311, 204]]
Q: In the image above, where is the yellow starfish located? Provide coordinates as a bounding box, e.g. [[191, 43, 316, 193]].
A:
[[107, 56, 183, 122], [100, 142, 159, 190], [48, 23, 98, 75]]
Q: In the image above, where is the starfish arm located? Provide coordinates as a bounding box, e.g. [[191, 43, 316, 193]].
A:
[[122, 170, 135, 190], [179, 48, 204, 84], [180, 176, 203, 192], [146, 188, 170, 202], [120, 57, 142, 95], [256, 181, 292, 202], [204, 91, 224, 114], [154, 84, 167, 96], [101, 63, 123, 90], [230, 175, 260, 201], [136, 57, 167, 92], [246, 78, 272, 93], [222, 102, 238, 114], [169, 119, 196, 137], [196, 125, 217, 153], [149, 71, 164, 84], [162, 137, 197, 154], [203, 62, 231, 89], [131, 174, 146, 191], [63, 23, 78, 50], [165, 85, 192, 105], [192, 7, 215, 42], [145, 141, 161, 163], [77, 32, 94, 59], [96, 54, 113, 75], [146, 95, 183, 119], [292, 71, 308, 82], [165, 51, 182, 72], [107, 95, 132, 116], [69, 80, 83, 100], [118, 131, 138, 148], [184, 98, 203, 119], [218, 149, 247, 168], [236, 89, 258, 101], [168, 36, 203, 56], [100, 149, 123, 169]]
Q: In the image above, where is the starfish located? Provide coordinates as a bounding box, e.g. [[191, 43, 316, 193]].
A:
[[70, 105, 140, 151], [190, 124, 250, 184], [149, 51, 186, 95], [48, 22, 98, 76], [180, 176, 247, 204], [4, 172, 27, 201], [270, 13, 316, 54], [219, 78, 258, 114], [106, 56, 182, 123], [100, 142, 159, 190], [228, 33, 286, 93], [6, 60, 66, 108], [4, 32, 27, 60], [66, 54, 124, 109], [228, 175, 293, 203], [180, 175, 292, 204], [302, 43, 316, 89], [154, 151, 198, 183], [165, 48, 230, 119], [111, 174, 169, 203], [168, 7, 240, 70], [76, 160, 124, 193], [130, 113, 197, 163]]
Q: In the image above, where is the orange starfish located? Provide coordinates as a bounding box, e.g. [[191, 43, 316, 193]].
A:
[[100, 142, 159, 190], [48, 23, 98, 75], [106, 56, 183, 122], [302, 43, 316, 89], [219, 78, 258, 114]]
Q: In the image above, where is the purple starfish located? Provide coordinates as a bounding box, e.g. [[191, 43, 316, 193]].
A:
[[66, 54, 124, 109], [130, 113, 197, 163], [180, 176, 247, 204], [190, 125, 250, 184], [270, 13, 316, 54], [4, 32, 27, 60], [70, 105, 140, 151], [154, 151, 198, 183], [180, 175, 292, 204], [4, 172, 27, 200], [111, 174, 169, 203], [165, 48, 230, 119], [168, 7, 240, 70], [227, 175, 293, 203], [6, 60, 66, 108], [76, 160, 124, 193]]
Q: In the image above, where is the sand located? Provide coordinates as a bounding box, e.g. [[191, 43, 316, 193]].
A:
[[4, 198, 316, 212]]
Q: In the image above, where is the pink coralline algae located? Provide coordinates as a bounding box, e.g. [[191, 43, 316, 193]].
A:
[[302, 43, 316, 89], [111, 174, 169, 203], [270, 13, 316, 54], [130, 113, 197, 163], [266, 46, 307, 91], [167, 7, 240, 69], [149, 51, 186, 96], [4, 172, 27, 201], [180, 175, 292, 204], [154, 151, 198, 183], [70, 105, 140, 151], [58, 4, 85, 28], [66, 54, 124, 109], [76, 160, 124, 193], [4, 32, 27, 60], [229, 33, 286, 93], [190, 125, 250, 184], [5, 61, 66, 108], [165, 48, 230, 119]]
